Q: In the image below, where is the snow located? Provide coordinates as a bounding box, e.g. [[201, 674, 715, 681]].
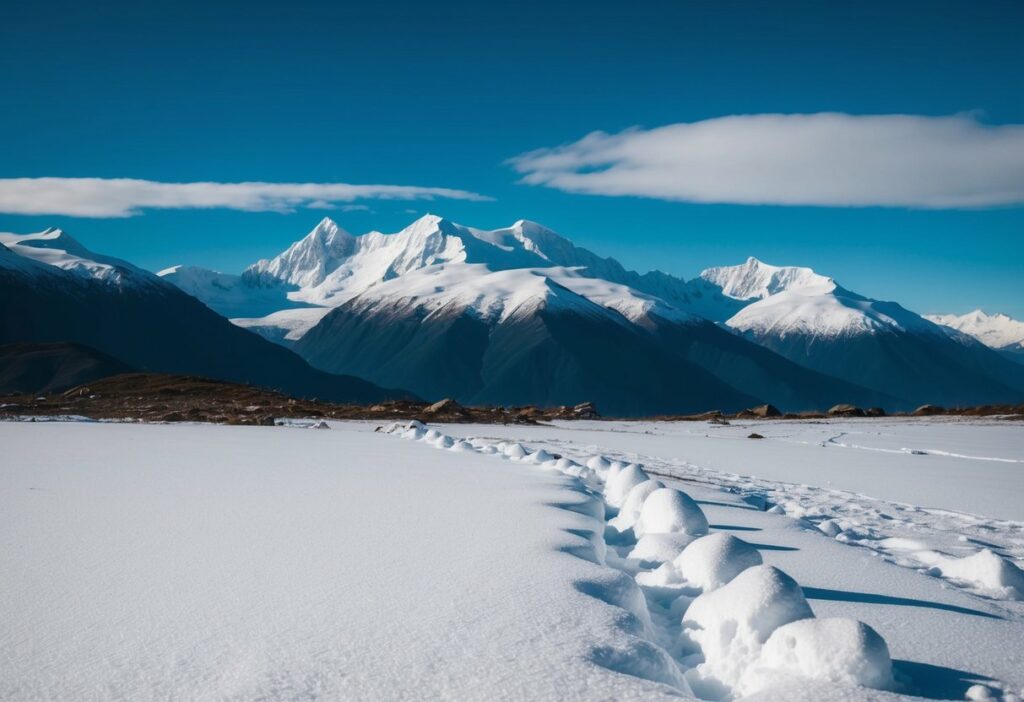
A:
[[633, 488, 710, 538], [5, 417, 1024, 701], [915, 549, 1024, 601], [0, 228, 160, 288], [926, 310, 1024, 351], [681, 565, 816, 694], [726, 281, 936, 338], [742, 618, 894, 695], [430, 418, 1024, 701], [232, 306, 334, 342], [627, 533, 697, 567], [668, 533, 764, 592], [608, 478, 665, 531], [0, 421, 687, 701], [159, 214, 702, 343], [604, 463, 651, 508], [700, 257, 834, 302], [696, 256, 951, 343], [157, 264, 318, 319]]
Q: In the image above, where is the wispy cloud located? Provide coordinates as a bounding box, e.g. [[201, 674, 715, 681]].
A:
[[510, 113, 1024, 208], [0, 178, 490, 217]]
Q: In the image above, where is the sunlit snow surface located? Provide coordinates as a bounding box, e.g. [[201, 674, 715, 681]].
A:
[[2, 418, 1023, 701]]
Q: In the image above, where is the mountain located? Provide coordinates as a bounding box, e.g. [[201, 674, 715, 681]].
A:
[[294, 264, 763, 416], [926, 310, 1024, 364], [163, 215, 708, 345], [157, 214, 1020, 412], [0, 229, 406, 404], [280, 220, 890, 415], [700, 258, 1024, 406], [0, 342, 135, 395], [694, 257, 832, 322], [157, 265, 316, 319]]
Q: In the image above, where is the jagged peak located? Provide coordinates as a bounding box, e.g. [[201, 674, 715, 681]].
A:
[[700, 257, 834, 301], [399, 213, 462, 237]]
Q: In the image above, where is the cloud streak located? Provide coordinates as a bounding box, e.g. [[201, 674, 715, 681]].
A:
[[510, 113, 1024, 208], [0, 178, 490, 217]]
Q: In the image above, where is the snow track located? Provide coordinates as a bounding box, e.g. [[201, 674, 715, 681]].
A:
[[383, 421, 924, 701]]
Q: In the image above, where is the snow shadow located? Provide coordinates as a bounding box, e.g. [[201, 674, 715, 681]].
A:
[[558, 527, 605, 565], [588, 644, 690, 694], [802, 586, 1003, 620], [748, 542, 799, 552], [892, 660, 997, 700]]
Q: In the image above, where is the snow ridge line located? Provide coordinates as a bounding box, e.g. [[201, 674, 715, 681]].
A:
[[381, 420, 904, 700]]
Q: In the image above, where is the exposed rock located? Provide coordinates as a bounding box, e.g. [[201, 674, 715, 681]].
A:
[[425, 398, 462, 414], [865, 407, 887, 417], [258, 414, 276, 427], [572, 401, 599, 419], [748, 403, 782, 418], [828, 404, 866, 417], [748, 432, 765, 439], [913, 404, 946, 416]]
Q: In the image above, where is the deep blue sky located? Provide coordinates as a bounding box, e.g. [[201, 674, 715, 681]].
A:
[[1, 0, 1021, 316]]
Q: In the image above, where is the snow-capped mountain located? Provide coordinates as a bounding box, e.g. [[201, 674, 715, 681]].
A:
[[158, 264, 314, 319], [154, 214, 1022, 411], [244, 215, 697, 307], [926, 310, 1024, 363], [161, 215, 706, 343], [0, 228, 402, 404], [0, 228, 163, 290], [161, 215, 891, 414], [702, 256, 833, 301], [698, 258, 1024, 405]]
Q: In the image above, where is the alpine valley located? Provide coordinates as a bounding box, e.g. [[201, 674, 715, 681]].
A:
[[4, 215, 1022, 415]]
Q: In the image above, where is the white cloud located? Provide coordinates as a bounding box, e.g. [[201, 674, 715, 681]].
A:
[[509, 113, 1024, 208], [0, 178, 490, 217]]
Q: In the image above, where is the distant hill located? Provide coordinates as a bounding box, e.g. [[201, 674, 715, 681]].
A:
[[0, 342, 134, 395]]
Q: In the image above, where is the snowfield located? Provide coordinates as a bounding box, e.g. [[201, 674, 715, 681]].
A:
[[2, 418, 1023, 701]]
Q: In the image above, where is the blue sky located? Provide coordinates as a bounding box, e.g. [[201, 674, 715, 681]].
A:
[[1, 0, 1022, 316]]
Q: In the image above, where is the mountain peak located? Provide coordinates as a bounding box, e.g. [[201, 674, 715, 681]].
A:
[[402, 213, 460, 236], [925, 309, 1024, 350], [700, 257, 834, 302], [245, 218, 357, 288]]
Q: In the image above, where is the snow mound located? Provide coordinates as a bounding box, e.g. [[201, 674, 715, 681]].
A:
[[504, 442, 529, 459], [450, 440, 476, 452], [634, 488, 709, 538], [431, 434, 455, 449], [608, 479, 665, 532], [604, 464, 651, 508], [586, 455, 613, 478], [401, 426, 426, 440], [923, 549, 1024, 600], [682, 565, 814, 693], [628, 532, 698, 567], [740, 618, 894, 694], [524, 448, 556, 464], [674, 533, 764, 592], [552, 457, 578, 471]]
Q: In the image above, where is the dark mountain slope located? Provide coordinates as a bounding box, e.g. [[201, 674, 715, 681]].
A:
[[0, 342, 135, 395], [0, 246, 407, 404]]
